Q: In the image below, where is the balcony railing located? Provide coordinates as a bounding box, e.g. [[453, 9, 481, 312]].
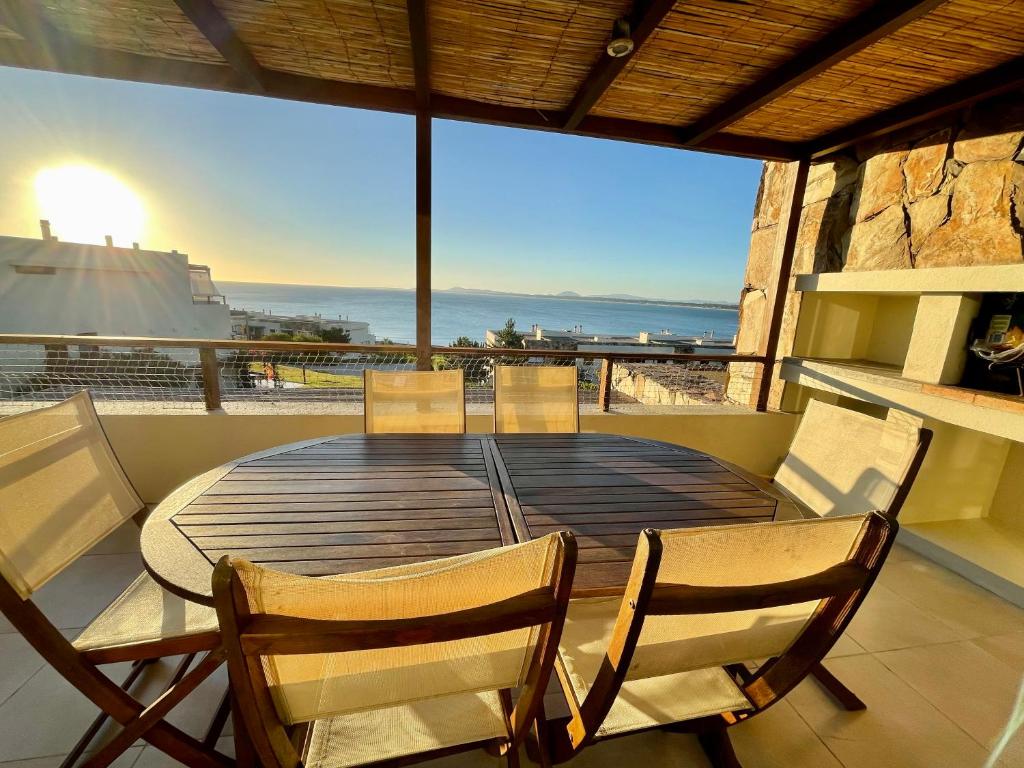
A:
[[0, 334, 765, 413]]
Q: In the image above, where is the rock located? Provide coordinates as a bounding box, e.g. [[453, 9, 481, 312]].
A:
[[803, 155, 859, 206], [914, 159, 1024, 267], [844, 204, 911, 271], [904, 129, 951, 200], [908, 194, 951, 254], [744, 226, 777, 287], [794, 196, 849, 273], [953, 130, 1024, 164], [950, 159, 1023, 223], [852, 149, 907, 223], [733, 289, 767, 355], [914, 218, 1024, 267], [755, 162, 792, 229]]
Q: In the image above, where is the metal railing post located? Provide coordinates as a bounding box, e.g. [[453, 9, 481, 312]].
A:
[[598, 357, 613, 412], [199, 347, 222, 410]]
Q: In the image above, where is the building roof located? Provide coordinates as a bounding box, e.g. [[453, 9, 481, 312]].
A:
[[1, 1, 1021, 161]]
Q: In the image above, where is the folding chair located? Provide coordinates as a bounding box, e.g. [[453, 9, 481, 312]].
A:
[[213, 532, 576, 768], [363, 369, 466, 433], [0, 392, 228, 768], [494, 366, 579, 433], [547, 513, 897, 767], [772, 398, 932, 708]]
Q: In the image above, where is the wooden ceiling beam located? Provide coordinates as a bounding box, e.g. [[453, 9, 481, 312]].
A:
[[172, 0, 265, 92], [562, 0, 676, 131], [0, 37, 800, 161], [679, 0, 948, 146], [806, 55, 1024, 158], [406, 0, 431, 109]]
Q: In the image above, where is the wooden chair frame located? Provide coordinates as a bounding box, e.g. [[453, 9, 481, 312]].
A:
[[212, 532, 578, 768], [493, 365, 580, 434], [362, 369, 467, 434], [773, 422, 932, 711], [0, 390, 230, 768], [546, 512, 898, 767], [0, 572, 228, 768]]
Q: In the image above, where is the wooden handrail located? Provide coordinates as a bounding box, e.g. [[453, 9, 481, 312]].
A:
[[0, 334, 764, 365]]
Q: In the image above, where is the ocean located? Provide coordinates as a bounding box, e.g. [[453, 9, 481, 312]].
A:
[[219, 282, 739, 345]]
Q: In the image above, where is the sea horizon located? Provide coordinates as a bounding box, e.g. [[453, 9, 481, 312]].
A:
[[220, 281, 740, 346]]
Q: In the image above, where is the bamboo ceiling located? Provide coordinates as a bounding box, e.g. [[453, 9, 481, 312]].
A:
[[1, 0, 1022, 160]]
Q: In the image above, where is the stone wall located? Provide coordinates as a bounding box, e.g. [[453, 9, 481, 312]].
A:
[[728, 89, 1024, 408]]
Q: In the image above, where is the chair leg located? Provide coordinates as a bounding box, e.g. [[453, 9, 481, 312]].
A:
[[82, 651, 224, 768], [505, 743, 521, 768], [811, 661, 866, 711], [204, 689, 232, 747], [60, 659, 155, 768], [697, 729, 742, 768], [526, 702, 551, 768]]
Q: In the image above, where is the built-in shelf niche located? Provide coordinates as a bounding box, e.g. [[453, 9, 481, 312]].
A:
[[792, 292, 919, 371]]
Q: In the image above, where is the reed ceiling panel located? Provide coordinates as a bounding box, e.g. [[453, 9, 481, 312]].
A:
[[429, 0, 631, 110], [591, 0, 873, 125], [731, 0, 1024, 142], [38, 0, 224, 63], [216, 0, 414, 88]]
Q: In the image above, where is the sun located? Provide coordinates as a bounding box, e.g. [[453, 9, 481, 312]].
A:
[[34, 164, 146, 246]]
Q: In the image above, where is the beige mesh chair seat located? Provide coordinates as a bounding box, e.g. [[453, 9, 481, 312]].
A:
[[73, 572, 219, 663], [214, 533, 577, 768], [548, 513, 897, 765], [774, 399, 932, 519], [305, 690, 510, 768], [0, 392, 229, 768], [494, 366, 579, 433], [364, 369, 466, 433]]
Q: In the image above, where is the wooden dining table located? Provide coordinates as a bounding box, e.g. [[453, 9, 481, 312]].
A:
[[141, 432, 793, 605]]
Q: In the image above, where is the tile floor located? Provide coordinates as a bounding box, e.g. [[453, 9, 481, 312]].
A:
[[1, 523, 1022, 768]]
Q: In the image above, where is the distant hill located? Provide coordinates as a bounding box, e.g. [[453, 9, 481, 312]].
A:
[[440, 286, 737, 311]]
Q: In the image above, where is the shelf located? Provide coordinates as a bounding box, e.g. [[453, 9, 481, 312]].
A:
[[795, 264, 1024, 295], [780, 356, 1024, 442], [900, 519, 1024, 608]]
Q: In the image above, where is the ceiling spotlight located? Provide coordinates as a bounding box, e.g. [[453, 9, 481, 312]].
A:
[[606, 18, 634, 58]]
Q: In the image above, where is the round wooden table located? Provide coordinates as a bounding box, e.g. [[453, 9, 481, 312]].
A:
[[142, 432, 790, 605]]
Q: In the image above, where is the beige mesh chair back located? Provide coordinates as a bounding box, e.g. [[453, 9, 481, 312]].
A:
[[0, 391, 143, 598], [549, 513, 896, 763], [363, 369, 466, 433], [214, 532, 577, 768], [0, 391, 228, 768], [494, 365, 579, 433], [774, 399, 932, 519]]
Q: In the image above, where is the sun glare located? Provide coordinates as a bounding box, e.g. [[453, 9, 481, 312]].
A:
[[34, 164, 146, 246]]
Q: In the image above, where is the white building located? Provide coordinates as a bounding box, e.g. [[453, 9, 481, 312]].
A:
[[0, 228, 232, 339], [232, 310, 375, 344]]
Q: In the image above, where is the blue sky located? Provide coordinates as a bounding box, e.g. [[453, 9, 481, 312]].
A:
[[0, 66, 762, 302]]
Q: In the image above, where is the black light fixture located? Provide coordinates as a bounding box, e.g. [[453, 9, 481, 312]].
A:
[[606, 18, 634, 58]]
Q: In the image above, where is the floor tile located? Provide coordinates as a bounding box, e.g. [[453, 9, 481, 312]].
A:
[[876, 640, 1024, 766], [845, 583, 968, 652], [87, 522, 143, 555], [826, 632, 865, 659], [972, 632, 1024, 670], [0, 747, 141, 768], [731, 700, 842, 768], [0, 661, 131, 762], [787, 654, 990, 768], [877, 558, 1024, 638], [0, 634, 48, 708]]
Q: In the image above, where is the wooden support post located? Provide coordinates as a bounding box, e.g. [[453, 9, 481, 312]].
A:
[[415, 110, 432, 371], [754, 158, 810, 412], [597, 358, 613, 412], [199, 347, 221, 410]]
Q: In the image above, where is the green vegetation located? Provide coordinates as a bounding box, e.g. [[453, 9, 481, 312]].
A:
[[249, 362, 362, 388], [450, 336, 482, 348], [492, 318, 524, 348]]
